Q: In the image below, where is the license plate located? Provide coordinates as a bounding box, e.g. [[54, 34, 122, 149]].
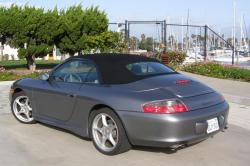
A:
[[207, 118, 219, 134]]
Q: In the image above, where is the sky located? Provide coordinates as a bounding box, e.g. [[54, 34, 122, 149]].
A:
[[0, 0, 250, 38]]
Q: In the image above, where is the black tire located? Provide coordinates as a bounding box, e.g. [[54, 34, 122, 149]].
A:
[[89, 108, 131, 155], [11, 91, 36, 124]]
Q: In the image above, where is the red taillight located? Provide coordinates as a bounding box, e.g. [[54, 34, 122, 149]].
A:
[[142, 105, 168, 114], [142, 99, 188, 114], [176, 80, 190, 85]]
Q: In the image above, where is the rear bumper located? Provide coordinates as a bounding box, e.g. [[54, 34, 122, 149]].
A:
[[117, 102, 229, 147]]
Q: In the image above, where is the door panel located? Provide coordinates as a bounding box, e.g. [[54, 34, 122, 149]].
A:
[[33, 81, 82, 121], [33, 59, 99, 122]]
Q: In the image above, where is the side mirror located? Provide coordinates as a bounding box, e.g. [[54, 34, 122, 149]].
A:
[[40, 73, 50, 81]]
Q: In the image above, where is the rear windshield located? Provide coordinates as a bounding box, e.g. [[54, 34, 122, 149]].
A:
[[126, 62, 175, 76]]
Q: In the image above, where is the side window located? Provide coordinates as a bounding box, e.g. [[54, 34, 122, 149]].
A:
[[52, 60, 99, 84], [85, 67, 99, 84]]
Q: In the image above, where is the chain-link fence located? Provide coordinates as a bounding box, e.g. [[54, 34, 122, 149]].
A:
[[109, 21, 250, 65]]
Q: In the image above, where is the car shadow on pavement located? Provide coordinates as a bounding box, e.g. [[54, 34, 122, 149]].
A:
[[38, 122, 92, 142], [133, 146, 178, 154], [132, 139, 205, 154], [37, 121, 205, 154]]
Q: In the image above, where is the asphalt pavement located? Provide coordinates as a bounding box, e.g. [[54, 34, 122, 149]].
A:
[[0, 74, 249, 166], [0, 115, 249, 166]]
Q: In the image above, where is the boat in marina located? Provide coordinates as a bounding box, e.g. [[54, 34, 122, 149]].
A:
[[183, 48, 250, 64], [211, 55, 250, 63], [183, 49, 204, 64], [208, 48, 250, 63]]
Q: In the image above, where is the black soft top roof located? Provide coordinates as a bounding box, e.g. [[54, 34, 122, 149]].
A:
[[70, 53, 160, 84]]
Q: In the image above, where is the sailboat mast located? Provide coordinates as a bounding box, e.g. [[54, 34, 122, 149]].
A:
[[181, 17, 184, 51], [233, 0, 238, 64], [240, 15, 243, 50], [242, 14, 249, 55], [186, 9, 190, 51], [249, 24, 250, 56]]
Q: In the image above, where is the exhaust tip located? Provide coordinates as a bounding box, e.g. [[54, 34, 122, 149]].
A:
[[169, 144, 186, 150]]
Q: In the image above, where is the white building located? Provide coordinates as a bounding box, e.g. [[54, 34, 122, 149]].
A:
[[1, 44, 62, 61], [1, 44, 19, 60]]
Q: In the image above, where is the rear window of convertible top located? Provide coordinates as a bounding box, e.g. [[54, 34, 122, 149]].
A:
[[126, 62, 175, 76]]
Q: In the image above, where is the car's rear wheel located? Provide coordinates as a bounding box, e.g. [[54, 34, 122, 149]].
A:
[[90, 108, 131, 155], [11, 91, 36, 124]]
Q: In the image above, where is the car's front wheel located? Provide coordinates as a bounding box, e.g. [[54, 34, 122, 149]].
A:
[[89, 108, 131, 155], [11, 91, 36, 124]]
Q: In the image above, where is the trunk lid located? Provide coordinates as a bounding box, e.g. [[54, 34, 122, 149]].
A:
[[119, 73, 223, 111]]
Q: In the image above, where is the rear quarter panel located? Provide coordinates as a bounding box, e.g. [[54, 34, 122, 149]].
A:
[[70, 80, 187, 137]]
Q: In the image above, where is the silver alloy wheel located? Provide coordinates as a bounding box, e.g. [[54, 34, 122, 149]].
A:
[[13, 96, 34, 123], [92, 113, 119, 152]]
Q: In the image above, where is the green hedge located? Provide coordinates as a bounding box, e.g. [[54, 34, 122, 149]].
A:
[[181, 62, 250, 82], [0, 60, 60, 69], [0, 71, 43, 81], [0, 72, 19, 81]]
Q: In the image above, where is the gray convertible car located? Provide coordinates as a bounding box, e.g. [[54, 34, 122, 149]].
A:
[[9, 54, 229, 155]]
